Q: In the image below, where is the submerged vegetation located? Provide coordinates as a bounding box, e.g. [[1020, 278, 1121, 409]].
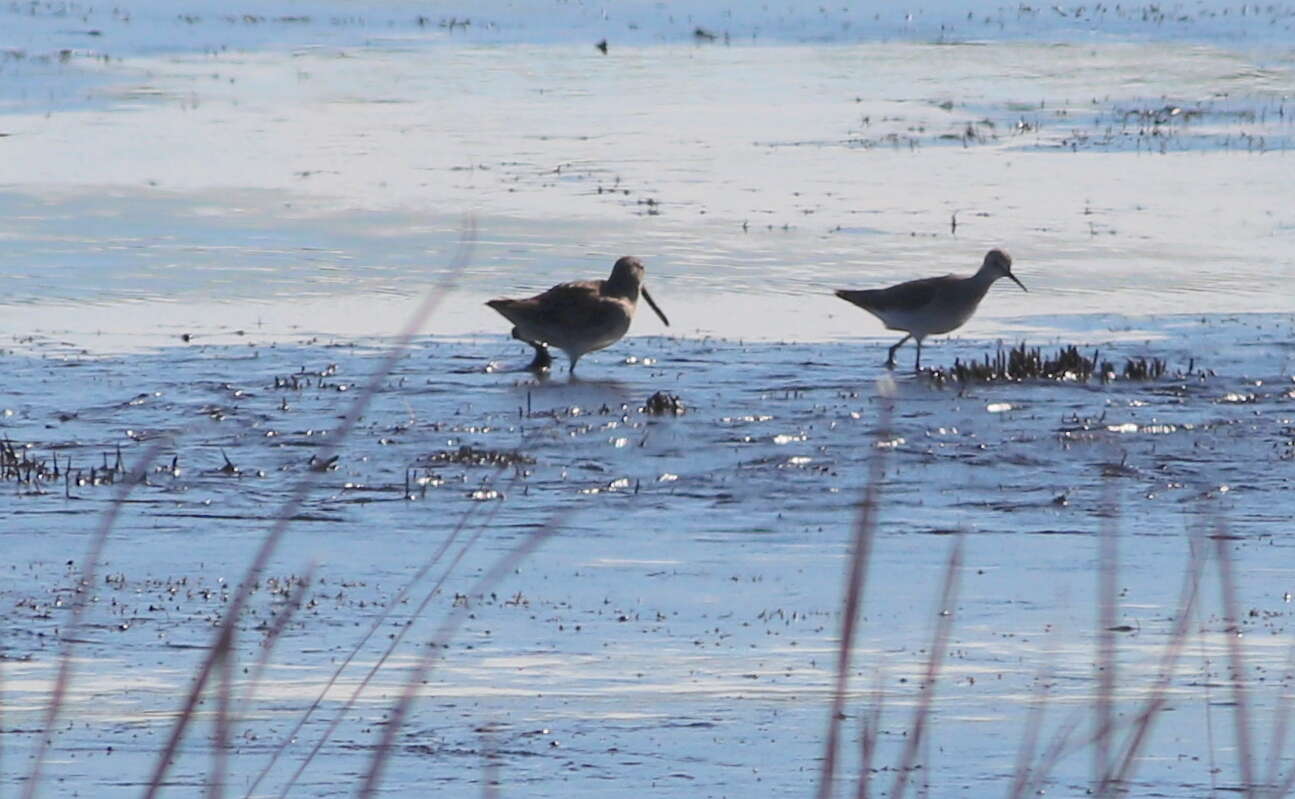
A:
[[643, 390, 685, 415], [2, 438, 132, 495]]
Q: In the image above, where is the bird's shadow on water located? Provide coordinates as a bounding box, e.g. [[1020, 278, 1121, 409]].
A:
[[508, 372, 636, 406]]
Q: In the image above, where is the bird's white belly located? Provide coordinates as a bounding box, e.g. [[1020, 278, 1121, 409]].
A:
[[877, 299, 977, 338], [548, 316, 631, 357]]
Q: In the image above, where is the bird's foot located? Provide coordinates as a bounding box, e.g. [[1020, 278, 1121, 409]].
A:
[[526, 343, 553, 373]]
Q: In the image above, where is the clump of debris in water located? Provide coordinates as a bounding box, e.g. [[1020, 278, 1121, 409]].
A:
[[924, 344, 1176, 385], [418, 446, 536, 468], [643, 391, 685, 415]]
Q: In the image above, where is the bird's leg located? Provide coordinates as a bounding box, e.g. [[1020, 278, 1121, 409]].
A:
[[886, 334, 911, 370], [526, 343, 552, 372], [513, 327, 552, 372], [568, 354, 580, 375], [915, 339, 922, 371]]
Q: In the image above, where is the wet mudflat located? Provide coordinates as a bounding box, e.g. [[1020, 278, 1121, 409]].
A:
[[3, 312, 1295, 796]]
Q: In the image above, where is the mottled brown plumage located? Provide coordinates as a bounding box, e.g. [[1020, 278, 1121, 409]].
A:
[[487, 256, 669, 374], [835, 249, 1026, 370]]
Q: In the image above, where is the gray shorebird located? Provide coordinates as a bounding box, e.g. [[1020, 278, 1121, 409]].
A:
[[487, 256, 670, 374], [835, 249, 1026, 370]]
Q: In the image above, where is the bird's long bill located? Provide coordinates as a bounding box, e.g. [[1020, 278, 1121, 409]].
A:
[[1008, 273, 1028, 293], [642, 286, 670, 327]]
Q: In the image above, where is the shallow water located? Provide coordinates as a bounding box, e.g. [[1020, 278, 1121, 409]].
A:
[[4, 314, 1295, 796], [3, 2, 1295, 797]]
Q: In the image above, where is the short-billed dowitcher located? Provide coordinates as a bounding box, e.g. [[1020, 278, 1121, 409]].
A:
[[835, 249, 1026, 370], [487, 256, 669, 374]]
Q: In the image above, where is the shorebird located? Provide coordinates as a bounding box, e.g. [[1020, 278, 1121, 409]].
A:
[[834, 249, 1026, 370], [487, 256, 670, 374]]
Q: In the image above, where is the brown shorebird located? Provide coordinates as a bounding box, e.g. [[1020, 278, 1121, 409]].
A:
[[487, 256, 669, 374], [835, 249, 1026, 370]]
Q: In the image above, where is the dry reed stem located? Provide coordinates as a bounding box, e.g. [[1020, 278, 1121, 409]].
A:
[[888, 534, 965, 799], [815, 398, 892, 799], [919, 717, 932, 799], [854, 663, 886, 799], [143, 219, 476, 799], [1006, 639, 1060, 799], [21, 439, 166, 799], [356, 517, 562, 798], [1105, 539, 1205, 790], [241, 494, 488, 799], [1024, 531, 1206, 796], [1197, 573, 1221, 797], [1264, 642, 1295, 797], [236, 562, 320, 717], [209, 639, 235, 799], [1018, 708, 1087, 797], [271, 476, 510, 799], [1216, 529, 1257, 797], [1093, 482, 1119, 796]]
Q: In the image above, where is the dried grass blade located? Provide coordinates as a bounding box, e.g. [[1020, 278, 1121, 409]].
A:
[[816, 399, 891, 799], [356, 516, 561, 799], [21, 440, 165, 799], [854, 663, 886, 799], [1007, 640, 1059, 799], [1106, 539, 1205, 790], [237, 562, 319, 714], [1093, 483, 1119, 795], [1263, 642, 1295, 797], [271, 479, 508, 799], [143, 219, 476, 799], [208, 637, 236, 799], [1215, 529, 1256, 797], [1019, 707, 1086, 797], [888, 533, 964, 799]]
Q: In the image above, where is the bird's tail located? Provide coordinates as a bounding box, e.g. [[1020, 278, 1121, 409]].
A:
[[485, 298, 523, 324], [834, 289, 875, 309]]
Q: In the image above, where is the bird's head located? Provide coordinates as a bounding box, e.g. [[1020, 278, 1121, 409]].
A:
[[610, 256, 646, 286], [610, 256, 670, 327], [984, 249, 1027, 292]]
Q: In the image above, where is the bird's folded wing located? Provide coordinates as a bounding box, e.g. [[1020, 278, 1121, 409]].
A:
[[837, 276, 942, 312], [497, 281, 622, 329]]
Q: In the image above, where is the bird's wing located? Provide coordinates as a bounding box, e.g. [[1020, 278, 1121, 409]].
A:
[[487, 280, 624, 341], [835, 275, 946, 313]]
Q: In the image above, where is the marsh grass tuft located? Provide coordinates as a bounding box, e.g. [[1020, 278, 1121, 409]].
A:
[[924, 343, 1168, 384], [2, 436, 134, 496]]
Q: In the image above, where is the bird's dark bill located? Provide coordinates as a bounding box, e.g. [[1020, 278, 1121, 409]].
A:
[[1008, 274, 1028, 293], [642, 287, 670, 326]]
